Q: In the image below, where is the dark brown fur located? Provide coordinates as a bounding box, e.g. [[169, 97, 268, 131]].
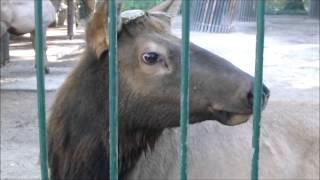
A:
[[48, 15, 178, 180], [48, 2, 269, 180]]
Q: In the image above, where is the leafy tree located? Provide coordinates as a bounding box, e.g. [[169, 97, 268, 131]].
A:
[[283, 0, 306, 11]]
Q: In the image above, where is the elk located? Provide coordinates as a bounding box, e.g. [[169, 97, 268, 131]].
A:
[[0, 0, 62, 73], [48, 1, 270, 179]]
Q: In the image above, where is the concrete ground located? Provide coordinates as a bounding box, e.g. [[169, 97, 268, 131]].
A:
[[1, 15, 319, 179], [1, 27, 85, 179]]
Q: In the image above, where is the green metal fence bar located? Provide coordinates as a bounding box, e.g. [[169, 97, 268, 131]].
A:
[[34, 0, 49, 179], [108, 0, 119, 179], [251, 0, 266, 180], [180, 0, 190, 180]]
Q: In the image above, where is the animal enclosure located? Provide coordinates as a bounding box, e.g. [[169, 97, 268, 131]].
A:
[[29, 0, 266, 180], [2, 0, 318, 180]]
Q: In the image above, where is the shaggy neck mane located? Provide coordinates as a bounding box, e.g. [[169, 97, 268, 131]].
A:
[[100, 51, 165, 179], [49, 15, 170, 180]]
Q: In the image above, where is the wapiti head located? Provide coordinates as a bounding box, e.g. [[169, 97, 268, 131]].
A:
[[85, 0, 270, 127]]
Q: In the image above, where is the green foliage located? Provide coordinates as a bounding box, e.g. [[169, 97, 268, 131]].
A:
[[103, 0, 313, 15], [266, 0, 286, 14], [123, 0, 164, 10], [266, 0, 310, 14]]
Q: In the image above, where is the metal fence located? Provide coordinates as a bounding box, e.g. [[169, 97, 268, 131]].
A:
[[190, 0, 239, 33], [189, 0, 258, 33], [237, 0, 256, 22], [34, 1, 49, 179], [33, 0, 266, 180]]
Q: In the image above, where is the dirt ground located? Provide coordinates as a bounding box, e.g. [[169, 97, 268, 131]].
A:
[[1, 15, 319, 179], [1, 91, 55, 179], [1, 27, 84, 179]]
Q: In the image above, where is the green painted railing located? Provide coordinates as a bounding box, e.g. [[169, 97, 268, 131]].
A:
[[108, 0, 119, 180], [180, 1, 191, 180], [34, 0, 49, 180], [251, 0, 266, 180], [33, 1, 265, 180], [180, 1, 190, 180]]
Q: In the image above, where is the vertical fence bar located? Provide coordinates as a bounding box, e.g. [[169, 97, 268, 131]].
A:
[[180, 0, 190, 180], [67, 0, 75, 40], [34, 0, 49, 179], [108, 0, 119, 179], [251, 0, 266, 180]]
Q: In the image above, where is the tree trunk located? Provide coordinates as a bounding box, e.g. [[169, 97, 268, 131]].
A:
[[283, 0, 306, 11], [0, 32, 10, 66], [309, 0, 320, 19], [67, 0, 75, 39]]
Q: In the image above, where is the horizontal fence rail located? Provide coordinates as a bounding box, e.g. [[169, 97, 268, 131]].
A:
[[34, 0, 49, 179]]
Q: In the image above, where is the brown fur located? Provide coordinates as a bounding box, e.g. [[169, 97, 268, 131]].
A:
[[85, 3, 109, 58], [48, 1, 269, 180], [48, 7, 177, 179]]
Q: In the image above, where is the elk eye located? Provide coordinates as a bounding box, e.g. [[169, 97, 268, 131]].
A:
[[142, 52, 160, 65]]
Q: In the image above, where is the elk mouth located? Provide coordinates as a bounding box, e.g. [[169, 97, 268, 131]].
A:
[[208, 106, 252, 126]]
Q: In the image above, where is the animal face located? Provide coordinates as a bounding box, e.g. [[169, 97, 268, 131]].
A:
[[86, 6, 270, 129], [48, 1, 270, 179]]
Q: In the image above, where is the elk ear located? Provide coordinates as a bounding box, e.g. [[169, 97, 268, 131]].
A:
[[86, 0, 122, 58], [149, 0, 174, 12], [149, 12, 171, 28], [148, 0, 182, 29]]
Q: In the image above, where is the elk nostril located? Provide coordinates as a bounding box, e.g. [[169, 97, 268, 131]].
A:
[[262, 84, 270, 107], [247, 89, 254, 109], [247, 85, 270, 110], [262, 85, 270, 99]]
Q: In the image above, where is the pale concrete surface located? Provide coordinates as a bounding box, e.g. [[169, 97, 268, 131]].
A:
[[0, 27, 85, 90], [1, 26, 85, 179], [0, 15, 319, 179]]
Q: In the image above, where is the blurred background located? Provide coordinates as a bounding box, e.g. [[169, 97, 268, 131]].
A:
[[1, 0, 319, 179]]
